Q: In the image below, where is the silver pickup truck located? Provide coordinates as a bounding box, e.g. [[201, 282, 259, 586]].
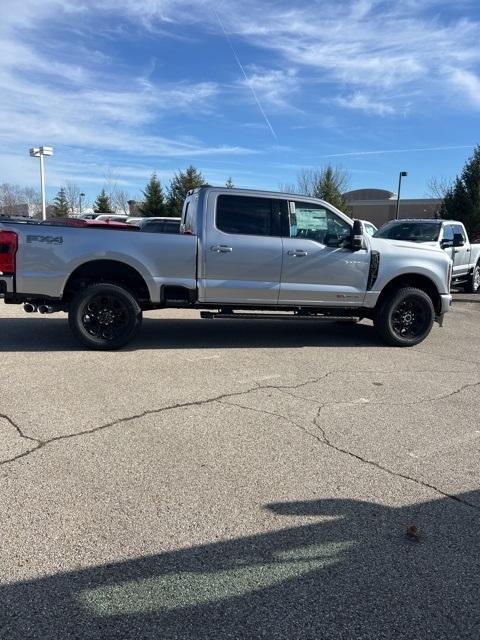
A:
[[0, 187, 452, 349]]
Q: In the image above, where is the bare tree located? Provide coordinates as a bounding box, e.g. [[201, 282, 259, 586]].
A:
[[103, 167, 119, 204], [22, 187, 42, 218], [64, 181, 81, 216], [113, 188, 131, 215], [426, 176, 451, 200], [0, 183, 24, 214]]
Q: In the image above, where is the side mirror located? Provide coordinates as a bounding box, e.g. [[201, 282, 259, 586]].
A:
[[453, 233, 464, 247], [324, 232, 340, 247], [440, 239, 453, 249], [351, 220, 364, 251]]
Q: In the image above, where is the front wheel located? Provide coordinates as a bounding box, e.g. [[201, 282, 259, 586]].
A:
[[465, 263, 480, 293], [68, 283, 142, 350], [374, 287, 435, 347]]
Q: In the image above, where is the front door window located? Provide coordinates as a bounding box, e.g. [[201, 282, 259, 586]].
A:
[[289, 201, 351, 244]]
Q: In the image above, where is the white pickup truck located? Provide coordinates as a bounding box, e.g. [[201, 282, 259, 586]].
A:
[[0, 187, 452, 349], [375, 219, 480, 293]]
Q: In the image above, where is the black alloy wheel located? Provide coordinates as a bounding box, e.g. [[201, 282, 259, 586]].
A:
[[374, 287, 435, 347], [391, 297, 430, 340], [69, 283, 142, 350]]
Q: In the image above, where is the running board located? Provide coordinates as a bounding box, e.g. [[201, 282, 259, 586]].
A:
[[200, 311, 358, 322]]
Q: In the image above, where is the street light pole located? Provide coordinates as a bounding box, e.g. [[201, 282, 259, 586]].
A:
[[29, 146, 53, 221], [39, 154, 46, 220], [395, 171, 408, 220], [79, 192, 85, 217]]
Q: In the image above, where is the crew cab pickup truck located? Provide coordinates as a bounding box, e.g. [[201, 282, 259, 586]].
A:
[[0, 187, 452, 349], [375, 219, 480, 292]]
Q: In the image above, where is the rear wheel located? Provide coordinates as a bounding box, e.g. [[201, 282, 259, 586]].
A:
[[374, 287, 435, 347], [465, 263, 480, 293], [68, 283, 142, 350]]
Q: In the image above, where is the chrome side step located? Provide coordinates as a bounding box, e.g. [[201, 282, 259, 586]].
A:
[[200, 311, 358, 322]]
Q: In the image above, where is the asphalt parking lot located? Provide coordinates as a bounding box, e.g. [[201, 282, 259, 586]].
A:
[[0, 293, 479, 639]]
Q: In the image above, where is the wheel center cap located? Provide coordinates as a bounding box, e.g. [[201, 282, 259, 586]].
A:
[[98, 308, 115, 325], [402, 311, 414, 325]]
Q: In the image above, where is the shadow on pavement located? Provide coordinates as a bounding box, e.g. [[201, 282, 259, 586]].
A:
[[0, 316, 383, 352], [1, 492, 479, 639]]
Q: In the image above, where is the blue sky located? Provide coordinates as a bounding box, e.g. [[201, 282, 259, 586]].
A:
[[1, 0, 480, 205]]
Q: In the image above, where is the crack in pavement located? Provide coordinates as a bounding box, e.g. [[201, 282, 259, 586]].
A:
[[312, 402, 480, 512], [266, 379, 480, 407], [220, 383, 480, 512], [0, 414, 41, 444], [0, 373, 336, 467]]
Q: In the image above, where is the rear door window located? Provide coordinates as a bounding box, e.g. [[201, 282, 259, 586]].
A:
[[216, 195, 281, 236]]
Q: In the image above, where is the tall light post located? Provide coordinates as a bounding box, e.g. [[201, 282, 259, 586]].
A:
[[79, 192, 85, 217], [29, 146, 53, 220], [395, 171, 408, 220]]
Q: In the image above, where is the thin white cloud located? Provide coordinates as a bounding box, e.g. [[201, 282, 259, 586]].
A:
[[446, 68, 480, 107], [335, 93, 397, 116], [237, 67, 302, 113]]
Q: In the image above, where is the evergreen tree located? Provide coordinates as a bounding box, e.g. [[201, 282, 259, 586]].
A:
[[440, 145, 480, 237], [139, 173, 166, 217], [51, 187, 70, 217], [225, 177, 235, 188], [167, 165, 204, 217], [94, 188, 112, 213]]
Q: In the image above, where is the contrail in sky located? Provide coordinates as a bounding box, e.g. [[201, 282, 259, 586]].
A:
[[320, 145, 473, 158], [212, 8, 278, 141]]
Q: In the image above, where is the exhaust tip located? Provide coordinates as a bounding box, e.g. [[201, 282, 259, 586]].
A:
[[23, 303, 37, 313], [38, 305, 55, 314]]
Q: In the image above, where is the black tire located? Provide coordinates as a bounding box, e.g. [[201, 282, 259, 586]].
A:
[[465, 262, 480, 293], [374, 287, 435, 347], [68, 283, 142, 350]]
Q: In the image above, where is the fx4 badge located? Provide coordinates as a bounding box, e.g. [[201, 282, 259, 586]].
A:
[[26, 235, 64, 244]]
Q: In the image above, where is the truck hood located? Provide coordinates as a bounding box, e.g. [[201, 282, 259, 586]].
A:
[[369, 237, 446, 257]]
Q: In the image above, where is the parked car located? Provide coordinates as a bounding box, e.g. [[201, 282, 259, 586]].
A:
[[374, 219, 480, 292], [137, 217, 181, 233], [84, 220, 140, 231], [0, 215, 39, 224], [126, 217, 181, 233], [78, 213, 102, 220], [41, 218, 139, 231], [94, 214, 130, 222], [0, 187, 452, 349]]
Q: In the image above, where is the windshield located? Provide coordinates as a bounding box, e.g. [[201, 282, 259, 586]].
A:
[[374, 221, 441, 242]]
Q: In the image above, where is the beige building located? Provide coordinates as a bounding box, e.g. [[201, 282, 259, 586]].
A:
[[343, 189, 442, 228]]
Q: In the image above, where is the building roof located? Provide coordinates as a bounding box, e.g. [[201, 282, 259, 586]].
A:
[[343, 188, 395, 201]]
